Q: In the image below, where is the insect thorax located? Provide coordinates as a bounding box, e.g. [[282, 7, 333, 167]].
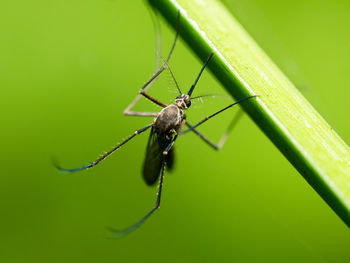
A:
[[154, 104, 184, 134]]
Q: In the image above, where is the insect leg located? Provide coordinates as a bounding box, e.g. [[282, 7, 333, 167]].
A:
[[109, 157, 165, 238], [187, 52, 214, 96], [184, 109, 243, 150], [123, 110, 158, 118], [109, 137, 177, 238], [123, 12, 180, 115], [163, 135, 178, 155], [185, 95, 259, 133], [123, 54, 169, 114], [54, 124, 153, 173]]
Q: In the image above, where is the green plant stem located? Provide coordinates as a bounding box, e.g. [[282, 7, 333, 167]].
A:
[[148, 0, 350, 227]]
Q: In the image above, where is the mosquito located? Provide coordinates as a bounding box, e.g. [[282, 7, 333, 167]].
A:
[[55, 13, 259, 237]]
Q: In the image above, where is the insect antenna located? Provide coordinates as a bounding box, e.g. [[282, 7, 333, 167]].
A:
[[162, 57, 182, 94], [191, 94, 229, 100]]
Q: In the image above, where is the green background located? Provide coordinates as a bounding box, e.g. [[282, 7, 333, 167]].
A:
[[1, 0, 349, 262]]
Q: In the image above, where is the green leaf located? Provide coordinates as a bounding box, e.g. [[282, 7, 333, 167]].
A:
[[148, 0, 350, 227]]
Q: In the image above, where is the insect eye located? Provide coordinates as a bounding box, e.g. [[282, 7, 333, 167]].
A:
[[185, 100, 191, 107]]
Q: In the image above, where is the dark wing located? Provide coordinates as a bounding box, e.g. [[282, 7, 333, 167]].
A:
[[166, 147, 175, 171], [142, 127, 174, 186]]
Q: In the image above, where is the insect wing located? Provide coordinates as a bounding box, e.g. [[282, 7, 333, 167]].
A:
[[166, 146, 175, 171], [142, 127, 171, 186]]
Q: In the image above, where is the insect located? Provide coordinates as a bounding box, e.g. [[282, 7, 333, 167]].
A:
[[56, 13, 258, 237]]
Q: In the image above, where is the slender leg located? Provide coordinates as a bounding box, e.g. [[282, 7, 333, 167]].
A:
[[123, 72, 168, 116], [123, 110, 159, 118], [139, 90, 167, 108], [109, 137, 177, 238], [184, 109, 243, 150], [163, 135, 178, 155], [187, 52, 214, 96], [109, 157, 165, 238], [123, 12, 181, 117], [186, 95, 258, 133], [54, 124, 153, 173]]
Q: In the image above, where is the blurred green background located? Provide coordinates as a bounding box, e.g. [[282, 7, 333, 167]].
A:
[[1, 0, 350, 262]]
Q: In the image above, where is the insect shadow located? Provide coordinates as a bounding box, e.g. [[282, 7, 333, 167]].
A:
[[55, 12, 258, 238]]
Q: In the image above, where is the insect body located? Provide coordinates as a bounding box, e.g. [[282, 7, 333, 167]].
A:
[[143, 103, 184, 186], [56, 14, 258, 237]]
